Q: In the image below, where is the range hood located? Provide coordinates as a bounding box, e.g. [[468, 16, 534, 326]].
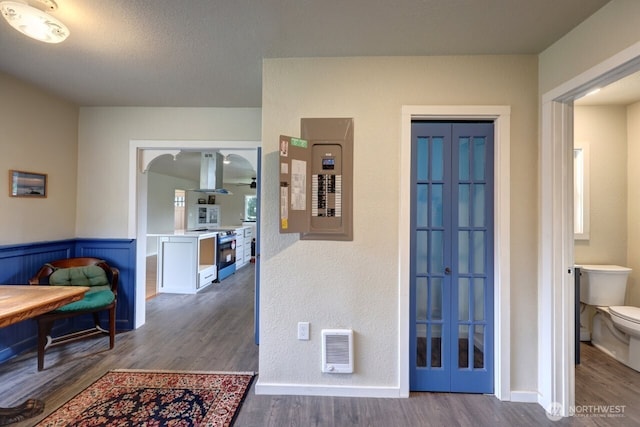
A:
[[193, 152, 232, 194]]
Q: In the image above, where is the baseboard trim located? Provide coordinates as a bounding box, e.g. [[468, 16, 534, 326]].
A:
[[256, 381, 537, 402], [510, 390, 539, 403], [255, 381, 403, 398]]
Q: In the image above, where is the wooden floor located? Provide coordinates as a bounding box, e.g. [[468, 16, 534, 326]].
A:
[[1, 265, 640, 426], [145, 255, 158, 300]]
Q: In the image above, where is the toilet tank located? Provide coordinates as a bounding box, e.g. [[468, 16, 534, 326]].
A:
[[579, 264, 631, 306]]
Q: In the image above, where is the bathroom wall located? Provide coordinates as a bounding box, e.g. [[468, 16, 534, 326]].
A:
[[574, 106, 628, 267], [627, 102, 640, 307], [574, 103, 640, 307]]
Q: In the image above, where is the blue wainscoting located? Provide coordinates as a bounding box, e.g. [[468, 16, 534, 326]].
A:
[[0, 238, 136, 363]]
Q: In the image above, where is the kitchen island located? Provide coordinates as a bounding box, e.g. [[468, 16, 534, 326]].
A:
[[148, 231, 218, 294]]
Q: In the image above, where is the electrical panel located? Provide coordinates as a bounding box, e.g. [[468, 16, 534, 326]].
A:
[[279, 118, 353, 241]]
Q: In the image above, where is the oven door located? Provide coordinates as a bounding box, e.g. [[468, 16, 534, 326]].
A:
[[218, 237, 236, 268]]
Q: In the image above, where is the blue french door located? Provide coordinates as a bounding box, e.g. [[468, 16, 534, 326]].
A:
[[410, 122, 494, 393]]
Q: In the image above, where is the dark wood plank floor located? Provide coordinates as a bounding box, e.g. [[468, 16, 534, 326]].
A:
[[1, 264, 639, 426]]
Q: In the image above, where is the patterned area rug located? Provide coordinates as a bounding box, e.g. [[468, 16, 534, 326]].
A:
[[36, 370, 255, 427]]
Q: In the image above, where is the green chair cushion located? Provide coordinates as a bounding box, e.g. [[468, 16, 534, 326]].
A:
[[55, 289, 115, 312], [49, 265, 111, 292], [48, 265, 115, 312]]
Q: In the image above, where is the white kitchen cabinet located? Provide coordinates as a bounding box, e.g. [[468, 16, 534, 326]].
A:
[[238, 226, 256, 268], [155, 232, 217, 294], [235, 227, 246, 268], [243, 226, 253, 263]]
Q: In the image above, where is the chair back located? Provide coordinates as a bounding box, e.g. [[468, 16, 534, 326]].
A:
[[29, 257, 118, 296], [49, 265, 111, 292]]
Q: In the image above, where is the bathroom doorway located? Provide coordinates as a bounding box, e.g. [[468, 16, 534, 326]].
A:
[[572, 73, 640, 410], [540, 45, 640, 416]]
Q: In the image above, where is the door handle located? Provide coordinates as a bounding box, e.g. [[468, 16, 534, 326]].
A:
[[444, 267, 451, 275]]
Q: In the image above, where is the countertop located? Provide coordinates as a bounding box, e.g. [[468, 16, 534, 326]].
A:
[[148, 224, 254, 238], [147, 230, 218, 238]]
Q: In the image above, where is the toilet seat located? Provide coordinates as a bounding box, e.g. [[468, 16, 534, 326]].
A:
[[609, 306, 640, 324], [609, 306, 640, 338]]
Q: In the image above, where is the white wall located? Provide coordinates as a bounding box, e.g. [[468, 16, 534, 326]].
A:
[[217, 183, 257, 226], [626, 102, 640, 306], [147, 171, 197, 234], [0, 71, 78, 245], [574, 106, 628, 265], [146, 171, 198, 255], [76, 107, 261, 238], [539, 0, 640, 95], [259, 55, 539, 394]]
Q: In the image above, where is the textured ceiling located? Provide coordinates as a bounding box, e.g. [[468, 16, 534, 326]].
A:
[[0, 0, 611, 107]]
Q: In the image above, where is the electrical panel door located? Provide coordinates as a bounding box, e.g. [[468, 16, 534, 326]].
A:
[[279, 118, 353, 241]]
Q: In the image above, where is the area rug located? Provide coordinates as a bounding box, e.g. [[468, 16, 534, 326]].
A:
[[36, 369, 255, 427]]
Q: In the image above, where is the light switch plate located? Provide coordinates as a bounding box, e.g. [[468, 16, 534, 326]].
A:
[[298, 322, 310, 340]]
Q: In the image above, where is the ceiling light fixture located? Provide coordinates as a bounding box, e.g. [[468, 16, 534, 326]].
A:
[[0, 0, 69, 44], [223, 155, 231, 165]]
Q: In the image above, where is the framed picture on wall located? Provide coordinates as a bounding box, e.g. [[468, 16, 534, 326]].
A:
[[9, 170, 47, 198]]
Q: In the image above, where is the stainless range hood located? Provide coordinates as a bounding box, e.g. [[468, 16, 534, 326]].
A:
[[193, 152, 232, 194]]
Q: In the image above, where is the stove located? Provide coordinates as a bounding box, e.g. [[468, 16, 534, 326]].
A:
[[213, 229, 236, 244], [210, 229, 236, 281]]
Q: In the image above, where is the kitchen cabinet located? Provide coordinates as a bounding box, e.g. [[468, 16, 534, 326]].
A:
[[152, 231, 217, 294], [234, 226, 254, 268], [243, 225, 253, 263], [235, 227, 246, 268]]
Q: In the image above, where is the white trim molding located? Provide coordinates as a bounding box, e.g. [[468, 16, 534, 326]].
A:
[[538, 100, 575, 416], [399, 105, 511, 400], [255, 382, 401, 398], [510, 391, 540, 403]]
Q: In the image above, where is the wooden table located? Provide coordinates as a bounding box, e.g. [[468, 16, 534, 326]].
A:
[[0, 285, 89, 425], [0, 285, 88, 328]]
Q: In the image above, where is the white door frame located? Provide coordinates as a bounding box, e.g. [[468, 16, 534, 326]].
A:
[[399, 105, 511, 399], [128, 140, 260, 328], [539, 41, 640, 416]]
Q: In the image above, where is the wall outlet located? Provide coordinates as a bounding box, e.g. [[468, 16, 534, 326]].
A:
[[298, 321, 310, 340]]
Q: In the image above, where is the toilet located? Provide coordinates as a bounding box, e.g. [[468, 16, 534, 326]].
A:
[[580, 264, 640, 371]]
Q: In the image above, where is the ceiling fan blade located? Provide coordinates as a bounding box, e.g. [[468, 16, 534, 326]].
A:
[[238, 177, 257, 187]]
